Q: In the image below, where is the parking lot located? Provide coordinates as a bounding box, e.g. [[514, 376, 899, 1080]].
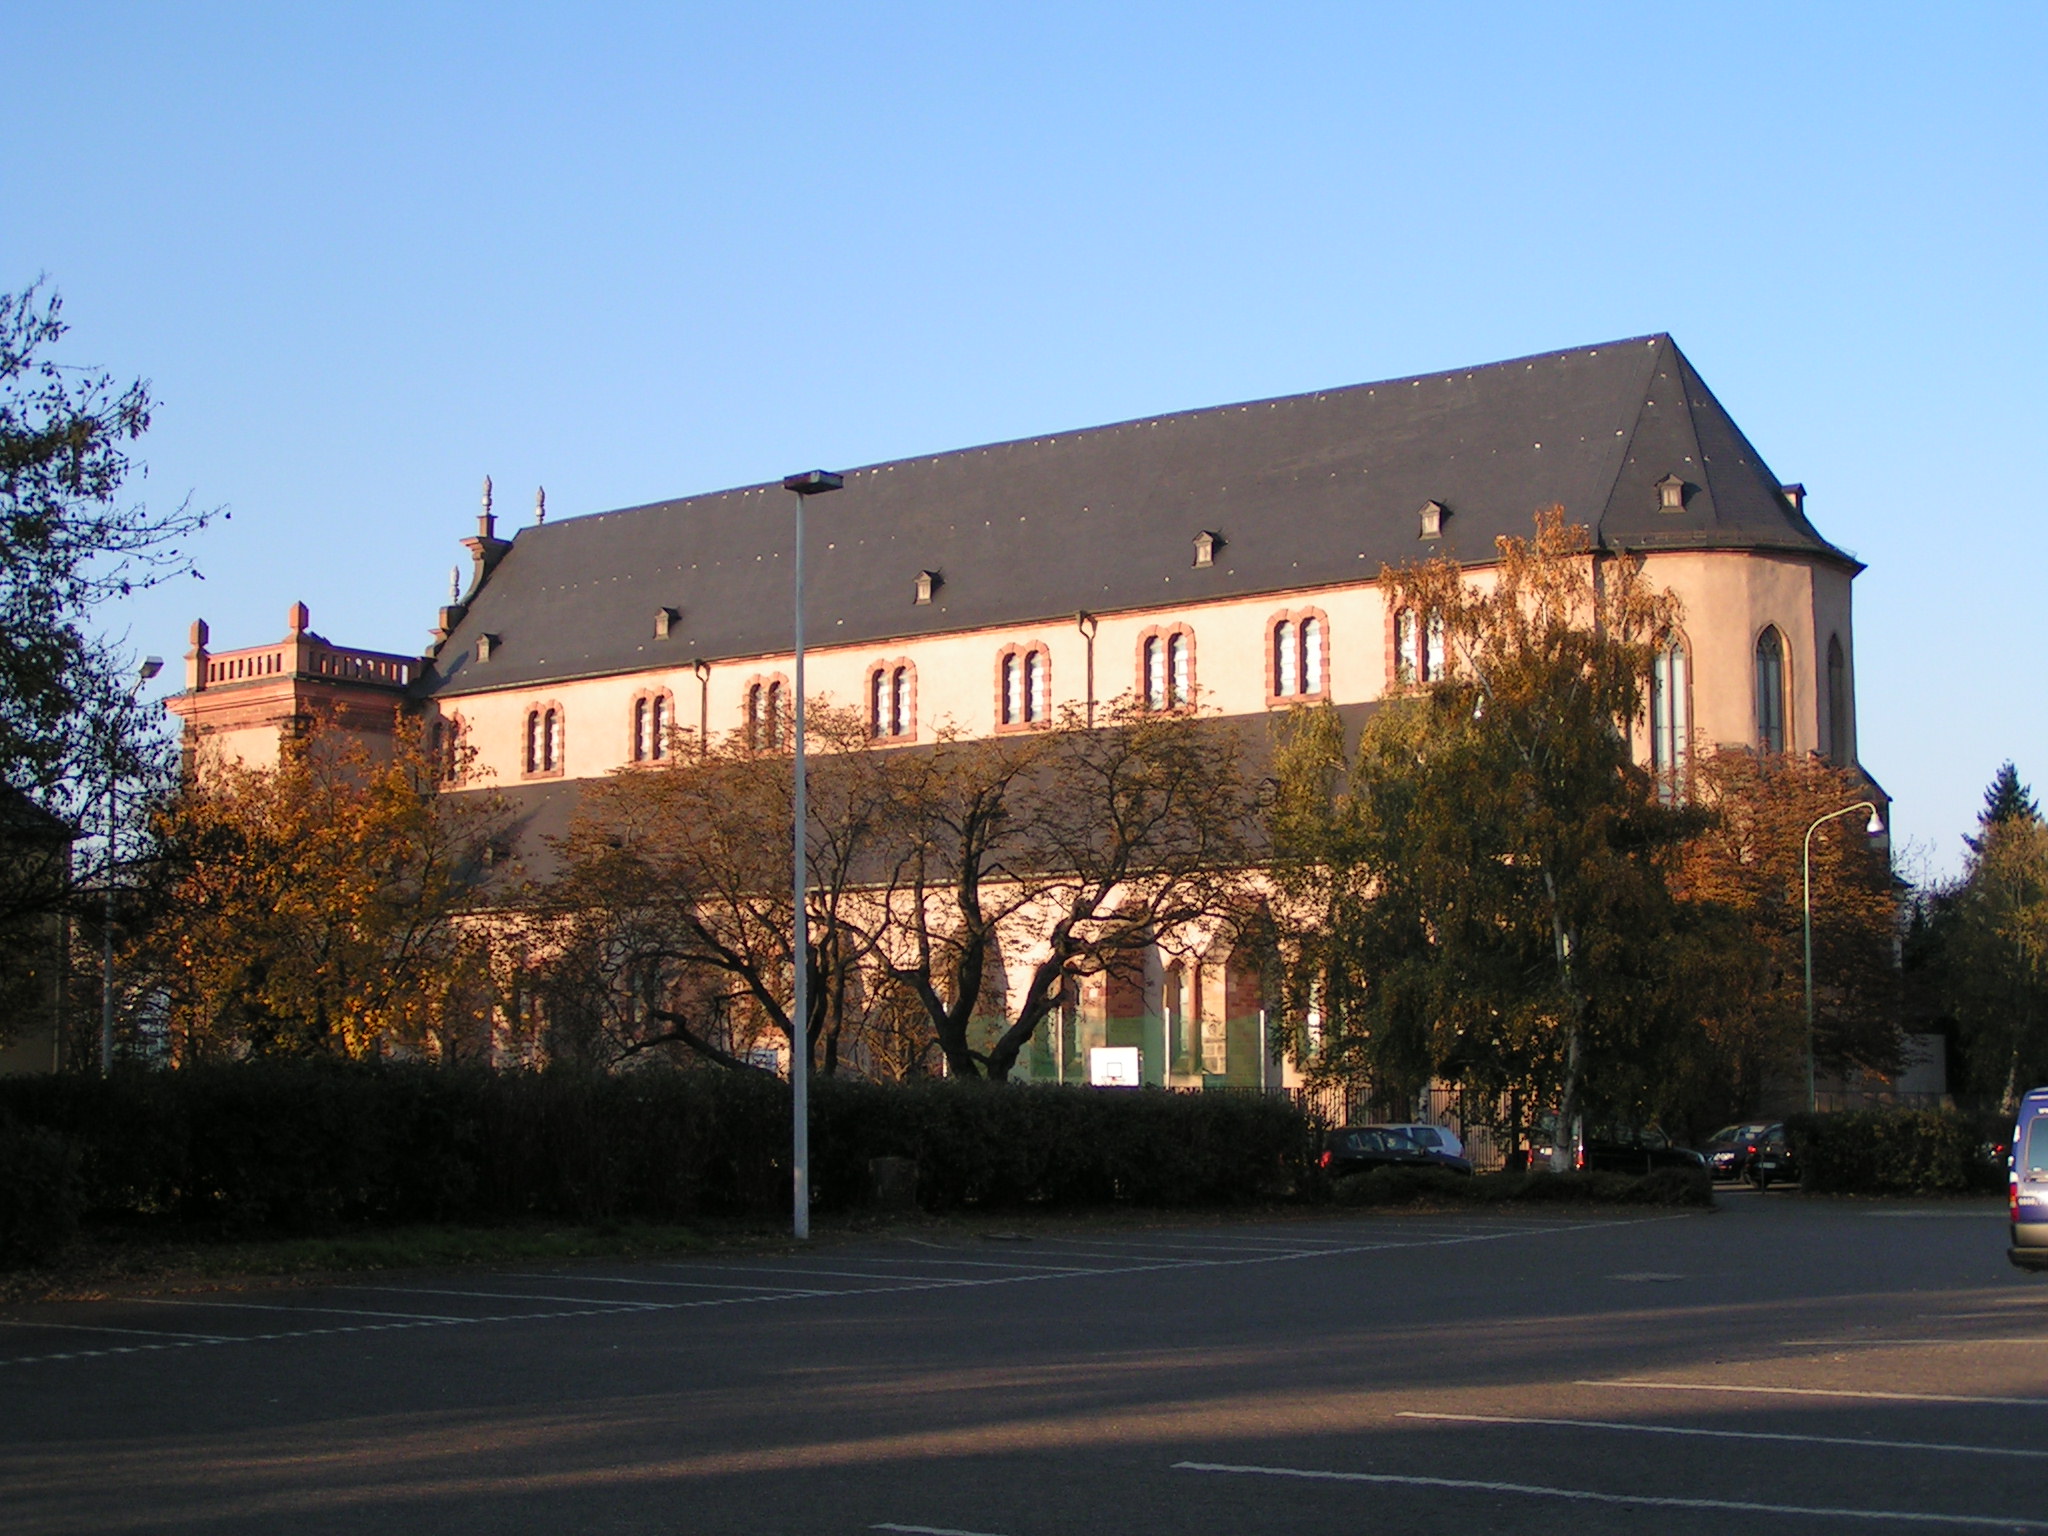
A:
[[2, 1190, 2042, 1534]]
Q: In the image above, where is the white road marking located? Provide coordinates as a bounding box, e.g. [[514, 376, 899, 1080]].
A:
[[0, 1215, 1653, 1369], [872, 1524, 1012, 1535], [129, 1297, 468, 1322], [0, 1318, 234, 1341], [337, 1284, 666, 1308], [1780, 1337, 2048, 1347], [504, 1272, 832, 1295], [1172, 1460, 2048, 1529], [1581, 1379, 2048, 1408], [1398, 1410, 2048, 1459], [1868, 1211, 2004, 1219]]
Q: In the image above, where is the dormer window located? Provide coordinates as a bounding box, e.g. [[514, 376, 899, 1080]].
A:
[[476, 633, 498, 662], [914, 570, 939, 606], [1418, 501, 1446, 539], [1656, 474, 1687, 512], [654, 607, 677, 639], [1192, 530, 1220, 568]]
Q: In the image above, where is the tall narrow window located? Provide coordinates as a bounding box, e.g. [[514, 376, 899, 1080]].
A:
[[1394, 609, 1418, 683], [747, 683, 765, 747], [633, 698, 651, 762], [869, 662, 914, 739], [999, 644, 1049, 727], [1301, 616, 1323, 694], [1827, 634, 1849, 765], [746, 679, 787, 750], [1275, 619, 1298, 695], [525, 710, 541, 774], [545, 708, 562, 772], [1270, 611, 1327, 701], [893, 665, 911, 736], [1144, 635, 1165, 710], [1025, 647, 1046, 721], [1651, 637, 1690, 796], [1168, 631, 1189, 706], [766, 681, 784, 748], [870, 669, 888, 737], [1755, 626, 1787, 753], [1423, 611, 1446, 682], [1001, 651, 1022, 725]]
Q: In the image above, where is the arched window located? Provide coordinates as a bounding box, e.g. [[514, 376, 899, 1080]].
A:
[[745, 676, 789, 750], [1268, 610, 1329, 701], [523, 704, 564, 776], [1139, 625, 1196, 710], [1651, 637, 1690, 797], [430, 715, 465, 783], [868, 660, 915, 740], [1827, 634, 1850, 765], [998, 643, 1051, 729], [1423, 610, 1446, 682], [631, 692, 673, 763], [1755, 626, 1787, 753], [1394, 608, 1419, 683]]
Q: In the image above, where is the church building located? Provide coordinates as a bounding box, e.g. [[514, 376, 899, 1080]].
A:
[[168, 334, 1869, 1088]]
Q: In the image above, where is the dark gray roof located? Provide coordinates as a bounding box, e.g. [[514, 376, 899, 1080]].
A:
[[420, 334, 1844, 699]]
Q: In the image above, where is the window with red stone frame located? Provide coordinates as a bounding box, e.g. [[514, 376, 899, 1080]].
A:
[[1136, 624, 1197, 711], [995, 643, 1052, 730], [630, 688, 675, 763], [867, 659, 917, 741], [743, 674, 791, 751], [522, 701, 566, 778], [1266, 607, 1329, 704]]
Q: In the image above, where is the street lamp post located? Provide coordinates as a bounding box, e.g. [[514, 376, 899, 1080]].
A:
[[781, 469, 842, 1240], [1802, 799, 1885, 1112], [102, 656, 163, 1074]]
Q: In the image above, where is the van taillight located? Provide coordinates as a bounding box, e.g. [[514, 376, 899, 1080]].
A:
[[1319, 1151, 1332, 1169], [2015, 1180, 2022, 1222]]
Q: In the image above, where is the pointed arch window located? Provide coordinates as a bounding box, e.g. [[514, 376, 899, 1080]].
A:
[[1650, 637, 1690, 798], [1827, 634, 1850, 765], [868, 659, 916, 740], [1755, 626, 1787, 753]]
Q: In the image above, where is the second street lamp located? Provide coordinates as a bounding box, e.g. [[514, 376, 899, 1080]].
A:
[[1802, 798, 1885, 1112], [781, 469, 842, 1240]]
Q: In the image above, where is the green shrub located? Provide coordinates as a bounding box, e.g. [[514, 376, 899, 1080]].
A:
[[1332, 1166, 1477, 1206], [1786, 1109, 2006, 1195], [0, 1067, 1315, 1242], [0, 1118, 82, 1267]]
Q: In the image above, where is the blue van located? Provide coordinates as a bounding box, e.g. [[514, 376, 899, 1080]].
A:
[[2013, 1087, 2048, 1272]]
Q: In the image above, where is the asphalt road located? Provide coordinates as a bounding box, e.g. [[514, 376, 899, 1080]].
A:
[[2, 1191, 2041, 1535]]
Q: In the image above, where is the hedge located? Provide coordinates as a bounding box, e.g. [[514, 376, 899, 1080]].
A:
[[0, 1064, 1314, 1258], [1784, 1108, 2008, 1195]]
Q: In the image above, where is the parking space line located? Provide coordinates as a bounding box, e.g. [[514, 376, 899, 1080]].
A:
[[1172, 1460, 2048, 1529], [827, 1254, 1122, 1273], [1580, 1379, 2048, 1408], [336, 1285, 667, 1309], [505, 1273, 834, 1295], [1397, 1410, 2048, 1460], [872, 1524, 1013, 1536], [0, 1318, 235, 1342], [130, 1297, 469, 1323]]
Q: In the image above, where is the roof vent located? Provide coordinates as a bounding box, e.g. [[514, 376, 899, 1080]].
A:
[[654, 607, 677, 639], [914, 570, 940, 606], [1656, 474, 1687, 512], [1418, 501, 1447, 540], [1192, 530, 1222, 568], [476, 633, 498, 662], [1780, 483, 1806, 516]]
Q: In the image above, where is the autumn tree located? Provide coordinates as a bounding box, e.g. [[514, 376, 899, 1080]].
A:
[[1671, 750, 1899, 1110], [869, 702, 1258, 1081], [532, 706, 897, 1074], [133, 718, 505, 1060], [1268, 510, 1697, 1163]]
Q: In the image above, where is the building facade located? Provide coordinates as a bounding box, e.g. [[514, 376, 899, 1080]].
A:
[[169, 335, 1870, 1087]]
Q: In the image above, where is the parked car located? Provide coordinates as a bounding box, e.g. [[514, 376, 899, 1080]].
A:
[[1746, 1124, 1799, 1189], [1383, 1122, 1467, 1161], [1529, 1124, 1708, 1176], [2011, 1087, 2048, 1272], [1320, 1125, 1471, 1179], [1701, 1121, 1776, 1182]]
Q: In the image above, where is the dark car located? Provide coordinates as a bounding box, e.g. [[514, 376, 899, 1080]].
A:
[[1320, 1125, 1471, 1179], [1746, 1124, 1800, 1189], [1577, 1127, 1709, 1177], [1701, 1121, 1776, 1182]]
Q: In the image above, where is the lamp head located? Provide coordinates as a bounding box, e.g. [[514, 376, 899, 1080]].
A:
[[137, 656, 163, 683], [1866, 809, 1885, 837], [782, 469, 844, 496]]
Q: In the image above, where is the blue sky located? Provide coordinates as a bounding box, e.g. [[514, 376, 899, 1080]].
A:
[[5, 3, 2042, 876]]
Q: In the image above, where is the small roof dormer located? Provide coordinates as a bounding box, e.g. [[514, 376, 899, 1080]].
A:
[[1655, 473, 1688, 512]]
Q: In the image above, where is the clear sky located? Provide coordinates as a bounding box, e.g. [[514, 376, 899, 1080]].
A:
[[5, 3, 2041, 877]]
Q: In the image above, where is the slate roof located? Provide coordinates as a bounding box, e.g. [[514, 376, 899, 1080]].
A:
[[420, 334, 1844, 700]]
